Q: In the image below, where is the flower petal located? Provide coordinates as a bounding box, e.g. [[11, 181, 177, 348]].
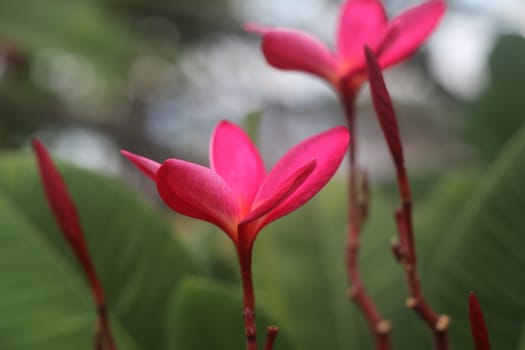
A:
[[378, 0, 446, 68], [469, 292, 491, 350], [242, 159, 316, 224], [121, 150, 160, 181], [337, 0, 387, 62], [260, 126, 350, 226], [210, 121, 265, 217], [257, 28, 338, 83], [156, 159, 240, 240], [244, 22, 272, 35]]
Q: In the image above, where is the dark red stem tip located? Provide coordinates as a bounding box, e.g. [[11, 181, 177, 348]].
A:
[[264, 326, 279, 350], [469, 292, 491, 350], [363, 45, 405, 173]]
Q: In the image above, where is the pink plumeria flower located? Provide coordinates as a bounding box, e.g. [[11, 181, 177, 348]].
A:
[[246, 0, 446, 92], [123, 120, 348, 347], [122, 120, 349, 257]]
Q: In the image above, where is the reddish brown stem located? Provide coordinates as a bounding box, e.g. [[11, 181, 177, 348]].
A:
[[341, 88, 391, 350], [87, 262, 116, 350], [237, 237, 258, 350], [264, 326, 279, 350], [394, 169, 450, 350]]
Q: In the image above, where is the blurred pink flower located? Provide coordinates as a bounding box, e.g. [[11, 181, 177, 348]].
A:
[[122, 120, 349, 255], [246, 0, 445, 92]]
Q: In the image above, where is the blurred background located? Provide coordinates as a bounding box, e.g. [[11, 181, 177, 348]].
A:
[[1, 0, 524, 179], [2, 1, 525, 349]]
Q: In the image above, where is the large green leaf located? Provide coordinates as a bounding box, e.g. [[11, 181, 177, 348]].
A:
[[516, 326, 525, 350], [0, 188, 139, 349], [165, 276, 296, 350], [250, 180, 406, 350], [427, 124, 525, 349], [0, 0, 132, 79], [464, 34, 525, 160], [415, 171, 479, 268], [0, 153, 194, 349]]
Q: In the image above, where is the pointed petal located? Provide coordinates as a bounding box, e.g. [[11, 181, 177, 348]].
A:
[[378, 0, 446, 68], [121, 150, 161, 181], [364, 46, 404, 170], [242, 159, 316, 224], [210, 121, 265, 217], [244, 22, 272, 35], [469, 292, 491, 350], [32, 138, 85, 250], [260, 126, 350, 225], [156, 159, 240, 240], [258, 28, 338, 82], [337, 0, 387, 62]]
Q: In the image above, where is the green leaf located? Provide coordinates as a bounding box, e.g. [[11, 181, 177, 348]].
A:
[[242, 110, 262, 144], [427, 124, 525, 349], [0, 188, 139, 349], [166, 276, 296, 350], [0, 0, 132, 80], [415, 171, 479, 268], [515, 325, 525, 350], [0, 153, 195, 349], [251, 180, 404, 350], [464, 34, 525, 160]]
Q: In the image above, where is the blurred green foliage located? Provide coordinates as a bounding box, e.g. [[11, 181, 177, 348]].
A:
[[0, 155, 194, 349], [0, 0, 233, 150], [464, 34, 525, 161], [2, 1, 525, 349], [3, 118, 525, 348], [0, 0, 132, 79]]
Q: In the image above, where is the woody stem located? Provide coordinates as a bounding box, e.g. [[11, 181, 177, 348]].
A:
[[394, 168, 450, 350], [341, 87, 391, 350], [237, 236, 258, 350], [264, 326, 280, 350], [83, 253, 116, 350]]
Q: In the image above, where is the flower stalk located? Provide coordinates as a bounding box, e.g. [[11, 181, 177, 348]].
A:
[[264, 326, 279, 350], [238, 224, 258, 350], [364, 46, 450, 350], [340, 86, 392, 350]]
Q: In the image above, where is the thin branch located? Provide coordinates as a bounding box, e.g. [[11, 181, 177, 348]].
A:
[[264, 326, 280, 350], [364, 46, 450, 350], [340, 86, 392, 350]]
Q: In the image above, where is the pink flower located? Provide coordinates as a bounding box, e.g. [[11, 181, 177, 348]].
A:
[[246, 0, 445, 91], [123, 122, 348, 348], [122, 121, 349, 255]]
